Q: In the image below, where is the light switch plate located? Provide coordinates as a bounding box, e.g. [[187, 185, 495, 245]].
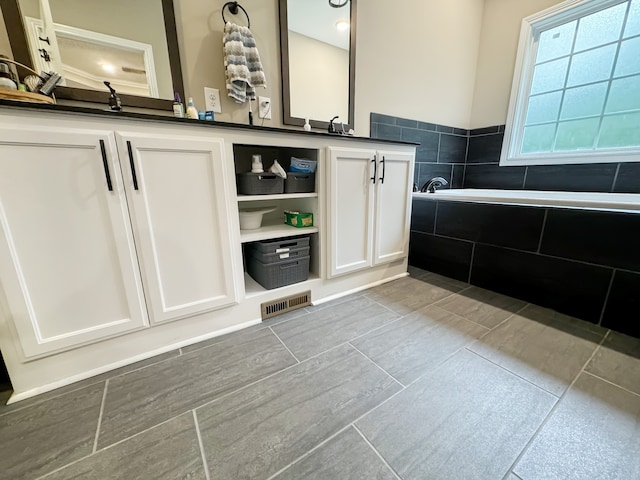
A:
[[204, 87, 221, 113]]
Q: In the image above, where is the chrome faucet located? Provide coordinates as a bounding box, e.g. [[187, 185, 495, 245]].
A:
[[421, 176, 449, 193]]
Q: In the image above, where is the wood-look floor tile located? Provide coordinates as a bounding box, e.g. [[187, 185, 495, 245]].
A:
[[586, 331, 640, 395], [468, 305, 605, 395], [196, 344, 402, 480], [272, 296, 399, 360], [0, 350, 179, 416], [357, 350, 556, 480], [365, 276, 464, 315], [273, 427, 397, 480], [435, 286, 526, 328], [0, 383, 104, 480], [45, 413, 205, 480], [352, 304, 488, 384], [514, 373, 640, 480], [98, 328, 296, 448]]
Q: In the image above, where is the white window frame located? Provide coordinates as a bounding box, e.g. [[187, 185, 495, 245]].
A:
[[501, 0, 640, 166]]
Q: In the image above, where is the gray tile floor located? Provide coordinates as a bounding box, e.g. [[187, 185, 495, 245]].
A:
[[1, 266, 639, 480]]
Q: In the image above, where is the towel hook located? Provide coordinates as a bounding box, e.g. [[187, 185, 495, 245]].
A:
[[222, 2, 250, 28]]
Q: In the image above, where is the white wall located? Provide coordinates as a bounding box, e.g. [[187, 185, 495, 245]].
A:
[[469, 0, 564, 128], [288, 31, 348, 122], [354, 0, 485, 134]]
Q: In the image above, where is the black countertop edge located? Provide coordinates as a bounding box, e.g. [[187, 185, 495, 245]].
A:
[[0, 100, 418, 146]]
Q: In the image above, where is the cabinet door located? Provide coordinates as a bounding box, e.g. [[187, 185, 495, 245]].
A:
[[327, 147, 376, 277], [374, 150, 414, 265], [118, 133, 238, 324], [0, 128, 147, 358]]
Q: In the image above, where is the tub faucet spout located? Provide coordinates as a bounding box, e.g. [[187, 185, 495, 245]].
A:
[[421, 177, 449, 193]]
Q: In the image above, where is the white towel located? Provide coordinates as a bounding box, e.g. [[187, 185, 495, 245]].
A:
[[223, 22, 267, 103]]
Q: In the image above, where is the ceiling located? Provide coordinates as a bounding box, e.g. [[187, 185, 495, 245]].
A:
[[287, 0, 350, 50]]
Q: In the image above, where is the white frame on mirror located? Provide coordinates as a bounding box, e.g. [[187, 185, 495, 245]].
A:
[[24, 16, 159, 97]]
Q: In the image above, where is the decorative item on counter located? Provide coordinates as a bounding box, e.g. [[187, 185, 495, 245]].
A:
[[251, 154, 264, 173], [303, 118, 311, 132], [0, 57, 57, 104], [198, 110, 206, 120], [186, 97, 198, 119], [269, 160, 287, 179], [284, 210, 313, 228], [0, 59, 17, 90], [289, 157, 317, 173], [23, 75, 42, 93], [17, 84, 26, 92], [205, 111, 215, 121], [173, 93, 185, 117], [103, 81, 122, 111]]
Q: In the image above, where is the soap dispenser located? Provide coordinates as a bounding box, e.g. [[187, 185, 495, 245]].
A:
[[303, 118, 311, 132]]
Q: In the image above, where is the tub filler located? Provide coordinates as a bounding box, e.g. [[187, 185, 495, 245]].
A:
[[413, 189, 640, 213], [410, 189, 640, 338]]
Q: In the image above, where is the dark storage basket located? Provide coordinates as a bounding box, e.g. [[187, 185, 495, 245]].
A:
[[284, 172, 315, 193], [249, 235, 310, 254], [236, 173, 284, 195], [247, 255, 310, 290], [247, 245, 310, 264]]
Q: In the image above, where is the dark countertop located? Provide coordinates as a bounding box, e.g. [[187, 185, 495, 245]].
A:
[[0, 99, 418, 146]]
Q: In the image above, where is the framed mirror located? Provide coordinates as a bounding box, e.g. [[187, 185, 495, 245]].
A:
[[0, 0, 183, 110], [279, 0, 356, 130]]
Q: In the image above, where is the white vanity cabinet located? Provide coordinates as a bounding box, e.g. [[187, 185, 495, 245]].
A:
[[0, 126, 239, 359], [327, 147, 413, 277], [116, 132, 238, 323], [0, 128, 148, 358]]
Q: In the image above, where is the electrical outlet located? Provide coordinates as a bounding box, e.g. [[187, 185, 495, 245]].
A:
[[258, 96, 272, 119], [204, 87, 221, 113]]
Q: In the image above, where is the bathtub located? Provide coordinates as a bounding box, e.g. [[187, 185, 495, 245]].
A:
[[413, 189, 640, 213]]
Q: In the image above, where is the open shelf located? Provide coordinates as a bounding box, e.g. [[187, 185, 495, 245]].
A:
[[240, 223, 319, 243], [244, 271, 320, 298], [237, 192, 317, 202]]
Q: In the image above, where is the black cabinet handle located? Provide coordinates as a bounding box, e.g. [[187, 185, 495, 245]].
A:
[[99, 140, 113, 191], [370, 158, 377, 184], [126, 141, 139, 191], [380, 156, 386, 184]]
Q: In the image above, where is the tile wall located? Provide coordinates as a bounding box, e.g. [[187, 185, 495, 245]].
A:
[[371, 113, 640, 338], [371, 113, 640, 193], [410, 198, 640, 338]]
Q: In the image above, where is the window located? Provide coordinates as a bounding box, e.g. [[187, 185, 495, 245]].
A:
[[501, 0, 640, 165]]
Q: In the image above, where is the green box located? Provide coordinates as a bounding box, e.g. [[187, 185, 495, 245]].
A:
[[284, 210, 313, 228]]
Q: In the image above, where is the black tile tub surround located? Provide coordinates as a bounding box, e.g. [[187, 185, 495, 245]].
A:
[[411, 198, 437, 234], [614, 162, 640, 193], [466, 132, 504, 163], [471, 244, 612, 324], [524, 164, 618, 192], [540, 209, 640, 271], [409, 231, 473, 282], [435, 202, 545, 252], [371, 113, 468, 191], [602, 271, 640, 338], [463, 164, 527, 189]]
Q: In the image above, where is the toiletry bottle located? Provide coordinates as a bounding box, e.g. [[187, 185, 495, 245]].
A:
[[186, 97, 198, 119], [251, 154, 264, 173], [173, 93, 184, 118], [304, 118, 311, 132]]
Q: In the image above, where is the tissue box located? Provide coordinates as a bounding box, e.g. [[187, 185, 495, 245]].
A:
[[284, 210, 313, 228]]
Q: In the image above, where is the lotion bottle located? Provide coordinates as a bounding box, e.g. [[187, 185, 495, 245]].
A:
[[186, 97, 198, 119]]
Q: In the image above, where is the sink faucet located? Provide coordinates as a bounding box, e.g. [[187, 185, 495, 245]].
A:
[[421, 177, 449, 193], [104, 81, 122, 111], [328, 116, 339, 133]]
